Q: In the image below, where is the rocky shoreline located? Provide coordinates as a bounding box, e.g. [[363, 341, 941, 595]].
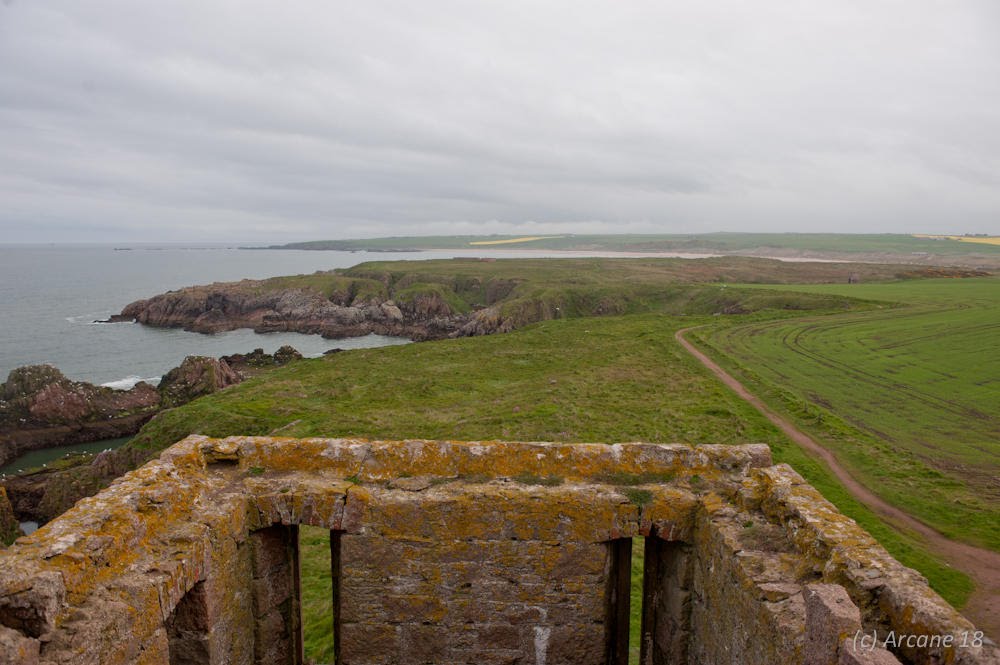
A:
[[0, 346, 303, 531], [106, 279, 476, 340], [0, 365, 161, 469]]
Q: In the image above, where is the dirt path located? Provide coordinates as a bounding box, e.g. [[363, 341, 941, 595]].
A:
[[675, 327, 1000, 640]]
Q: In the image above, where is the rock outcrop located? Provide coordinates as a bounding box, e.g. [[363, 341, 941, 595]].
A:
[[110, 281, 468, 341], [0, 348, 313, 528], [157, 356, 240, 408], [0, 365, 161, 468], [219, 345, 303, 375]]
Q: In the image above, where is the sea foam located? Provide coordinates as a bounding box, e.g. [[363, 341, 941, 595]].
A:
[[101, 376, 161, 390]]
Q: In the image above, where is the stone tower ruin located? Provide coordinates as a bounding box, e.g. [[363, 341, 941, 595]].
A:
[[0, 436, 995, 664]]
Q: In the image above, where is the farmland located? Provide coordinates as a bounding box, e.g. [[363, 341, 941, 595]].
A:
[[271, 232, 1000, 257], [269, 232, 1000, 268], [692, 277, 1000, 552]]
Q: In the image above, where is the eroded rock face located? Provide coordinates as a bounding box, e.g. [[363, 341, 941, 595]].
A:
[[112, 282, 474, 341], [157, 356, 240, 408], [0, 366, 161, 468]]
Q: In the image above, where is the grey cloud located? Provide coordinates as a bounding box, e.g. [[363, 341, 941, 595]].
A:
[[1, 0, 998, 242]]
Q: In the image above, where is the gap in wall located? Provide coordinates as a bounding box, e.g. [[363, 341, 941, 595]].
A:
[[166, 580, 210, 665], [299, 525, 336, 665], [629, 536, 646, 665]]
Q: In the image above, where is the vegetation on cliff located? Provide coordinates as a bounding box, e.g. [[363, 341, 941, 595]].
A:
[[0, 487, 20, 547]]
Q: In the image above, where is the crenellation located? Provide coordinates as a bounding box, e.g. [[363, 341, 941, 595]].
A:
[[0, 435, 995, 665]]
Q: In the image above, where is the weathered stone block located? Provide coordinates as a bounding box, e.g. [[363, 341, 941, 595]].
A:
[[339, 622, 398, 663], [0, 570, 65, 637], [804, 583, 862, 665], [399, 624, 451, 660], [130, 627, 169, 665]]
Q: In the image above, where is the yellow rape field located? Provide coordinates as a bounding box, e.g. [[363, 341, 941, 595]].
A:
[[913, 234, 1000, 246], [468, 235, 562, 245]]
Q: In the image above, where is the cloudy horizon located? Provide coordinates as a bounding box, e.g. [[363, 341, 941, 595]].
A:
[[1, 1, 998, 243]]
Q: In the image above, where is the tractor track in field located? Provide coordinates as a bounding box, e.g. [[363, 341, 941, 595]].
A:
[[675, 326, 1000, 640], [734, 306, 989, 420], [780, 323, 989, 420]]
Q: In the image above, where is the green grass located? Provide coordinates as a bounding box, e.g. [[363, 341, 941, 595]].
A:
[[630, 537, 645, 665], [694, 277, 1000, 553], [132, 313, 793, 450], [300, 525, 335, 664]]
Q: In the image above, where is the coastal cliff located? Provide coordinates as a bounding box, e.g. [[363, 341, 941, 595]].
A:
[[108, 258, 989, 342], [111, 278, 469, 340]]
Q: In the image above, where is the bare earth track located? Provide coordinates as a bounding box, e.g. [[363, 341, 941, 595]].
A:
[[675, 327, 1000, 640]]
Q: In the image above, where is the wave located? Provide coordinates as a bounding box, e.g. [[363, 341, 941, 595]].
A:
[[65, 312, 114, 325], [101, 376, 161, 390]]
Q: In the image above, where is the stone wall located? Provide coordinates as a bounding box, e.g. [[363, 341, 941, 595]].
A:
[[0, 436, 995, 665]]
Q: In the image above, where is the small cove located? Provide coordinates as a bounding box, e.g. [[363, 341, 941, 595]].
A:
[[0, 436, 133, 478]]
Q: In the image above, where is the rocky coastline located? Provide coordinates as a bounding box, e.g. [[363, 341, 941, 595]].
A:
[[0, 365, 161, 469], [0, 346, 303, 532], [106, 279, 475, 340]]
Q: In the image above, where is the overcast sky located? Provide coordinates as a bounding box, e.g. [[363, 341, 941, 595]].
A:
[[1, 1, 998, 242]]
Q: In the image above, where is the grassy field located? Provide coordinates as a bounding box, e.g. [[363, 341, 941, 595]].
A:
[[128, 301, 977, 662], [271, 232, 1000, 257], [693, 277, 1000, 552], [301, 525, 335, 662], [131, 313, 794, 452]]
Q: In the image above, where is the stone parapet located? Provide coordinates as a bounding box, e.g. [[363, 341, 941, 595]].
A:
[[0, 436, 994, 665]]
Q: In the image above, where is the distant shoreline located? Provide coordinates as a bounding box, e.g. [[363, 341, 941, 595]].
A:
[[255, 233, 1000, 269]]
